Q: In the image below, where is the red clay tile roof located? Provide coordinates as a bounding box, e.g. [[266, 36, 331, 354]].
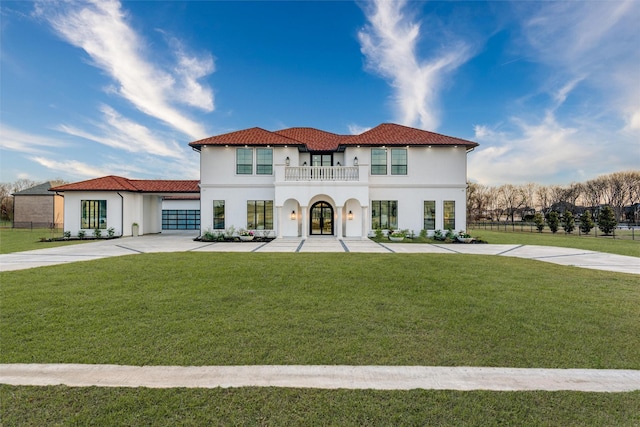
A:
[[189, 123, 478, 151], [50, 176, 199, 193], [189, 127, 299, 147], [342, 123, 479, 147], [274, 128, 348, 151]]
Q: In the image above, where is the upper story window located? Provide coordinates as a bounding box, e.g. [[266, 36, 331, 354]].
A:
[[312, 154, 332, 166], [236, 148, 273, 175], [371, 148, 387, 175], [391, 149, 407, 175], [236, 148, 253, 174], [256, 148, 273, 174]]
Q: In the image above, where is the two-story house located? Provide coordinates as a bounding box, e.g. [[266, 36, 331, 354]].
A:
[[190, 123, 478, 239]]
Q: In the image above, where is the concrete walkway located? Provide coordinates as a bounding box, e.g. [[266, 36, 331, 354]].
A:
[[1, 232, 638, 274], [1, 364, 639, 392]]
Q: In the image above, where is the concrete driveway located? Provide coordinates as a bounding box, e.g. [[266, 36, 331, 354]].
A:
[[1, 232, 638, 274]]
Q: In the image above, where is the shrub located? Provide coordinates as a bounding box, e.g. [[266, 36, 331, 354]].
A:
[[547, 211, 560, 234], [580, 210, 595, 234], [563, 211, 575, 234], [77, 230, 86, 239], [533, 213, 545, 232], [202, 230, 216, 241], [93, 228, 102, 238], [107, 227, 115, 238], [419, 229, 428, 239], [597, 206, 617, 235], [63, 231, 71, 239], [375, 228, 383, 239]]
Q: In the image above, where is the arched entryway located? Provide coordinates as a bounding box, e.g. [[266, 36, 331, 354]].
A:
[[310, 201, 333, 235]]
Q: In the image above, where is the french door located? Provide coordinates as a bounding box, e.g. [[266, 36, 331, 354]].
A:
[[310, 202, 333, 235]]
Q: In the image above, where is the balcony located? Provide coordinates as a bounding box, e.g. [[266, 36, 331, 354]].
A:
[[284, 166, 359, 182]]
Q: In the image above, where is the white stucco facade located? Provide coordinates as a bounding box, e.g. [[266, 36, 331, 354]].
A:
[[197, 143, 472, 239]]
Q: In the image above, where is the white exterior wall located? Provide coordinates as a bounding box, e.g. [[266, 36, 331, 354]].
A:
[[198, 145, 470, 238], [162, 199, 200, 210], [62, 191, 129, 237]]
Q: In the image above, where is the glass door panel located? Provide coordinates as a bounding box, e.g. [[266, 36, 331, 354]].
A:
[[310, 202, 333, 235]]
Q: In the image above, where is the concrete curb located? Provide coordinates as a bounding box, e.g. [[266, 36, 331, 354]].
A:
[[2, 364, 639, 392]]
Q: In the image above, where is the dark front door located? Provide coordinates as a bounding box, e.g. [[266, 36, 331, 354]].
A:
[[310, 202, 333, 235]]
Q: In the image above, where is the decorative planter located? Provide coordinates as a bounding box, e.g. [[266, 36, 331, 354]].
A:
[[456, 236, 474, 243], [132, 224, 139, 237], [389, 236, 404, 242], [239, 235, 254, 241]]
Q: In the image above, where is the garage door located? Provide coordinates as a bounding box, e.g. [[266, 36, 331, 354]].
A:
[[162, 209, 200, 230]]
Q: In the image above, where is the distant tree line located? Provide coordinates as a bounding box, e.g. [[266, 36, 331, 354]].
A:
[[0, 178, 66, 222], [467, 170, 640, 225]]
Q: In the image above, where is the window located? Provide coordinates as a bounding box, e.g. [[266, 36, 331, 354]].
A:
[[424, 201, 436, 230], [213, 200, 225, 230], [371, 200, 398, 230], [371, 148, 387, 175], [311, 154, 332, 166], [391, 149, 407, 175], [81, 200, 107, 229], [256, 148, 273, 174], [236, 148, 253, 174], [247, 200, 273, 229], [444, 200, 455, 230]]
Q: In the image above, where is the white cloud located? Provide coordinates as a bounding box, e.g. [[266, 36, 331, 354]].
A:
[[34, 0, 214, 139], [31, 157, 110, 179], [0, 124, 70, 154], [347, 124, 372, 135], [57, 105, 184, 158], [515, 0, 640, 133], [358, 0, 472, 130], [469, 111, 638, 186]]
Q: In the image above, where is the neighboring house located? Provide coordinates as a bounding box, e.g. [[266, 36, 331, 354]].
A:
[[189, 123, 478, 238], [50, 176, 199, 236], [13, 182, 64, 229]]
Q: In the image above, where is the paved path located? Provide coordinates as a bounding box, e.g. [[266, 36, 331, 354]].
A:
[[1, 233, 638, 274], [2, 364, 639, 392], [0, 232, 640, 274]]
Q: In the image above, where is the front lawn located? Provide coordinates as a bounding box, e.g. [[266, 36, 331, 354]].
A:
[[2, 253, 639, 424], [2, 253, 638, 368], [0, 228, 89, 254]]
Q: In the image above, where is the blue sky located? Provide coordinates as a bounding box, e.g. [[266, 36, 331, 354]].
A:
[[1, 0, 638, 186]]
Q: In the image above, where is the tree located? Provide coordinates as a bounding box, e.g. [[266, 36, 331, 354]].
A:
[[547, 211, 560, 233], [533, 212, 545, 233], [597, 205, 617, 235], [580, 210, 595, 234], [563, 211, 575, 234]]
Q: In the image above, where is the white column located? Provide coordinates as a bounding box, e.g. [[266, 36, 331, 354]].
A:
[[301, 206, 308, 239], [361, 206, 369, 239], [276, 206, 282, 238], [336, 206, 343, 239]]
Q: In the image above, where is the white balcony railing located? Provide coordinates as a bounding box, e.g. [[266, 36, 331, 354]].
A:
[[284, 166, 359, 181]]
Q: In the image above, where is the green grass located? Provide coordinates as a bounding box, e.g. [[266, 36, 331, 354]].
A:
[[2, 253, 639, 424], [2, 386, 638, 426], [2, 253, 638, 368], [467, 228, 640, 257], [0, 227, 89, 254]]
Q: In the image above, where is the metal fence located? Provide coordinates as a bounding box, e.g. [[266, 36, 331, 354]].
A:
[[9, 222, 64, 230], [468, 221, 637, 240]]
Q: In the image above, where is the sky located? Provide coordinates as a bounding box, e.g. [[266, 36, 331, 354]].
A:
[[1, 0, 638, 186]]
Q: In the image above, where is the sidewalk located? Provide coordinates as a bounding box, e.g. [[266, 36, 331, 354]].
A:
[[2, 364, 639, 392], [1, 234, 639, 274]]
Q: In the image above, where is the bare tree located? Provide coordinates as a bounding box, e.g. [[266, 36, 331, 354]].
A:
[[499, 184, 525, 222]]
